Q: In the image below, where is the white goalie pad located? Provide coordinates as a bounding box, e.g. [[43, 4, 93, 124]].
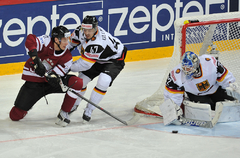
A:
[[183, 100, 212, 121], [184, 99, 240, 123], [217, 100, 240, 122], [159, 99, 182, 125]]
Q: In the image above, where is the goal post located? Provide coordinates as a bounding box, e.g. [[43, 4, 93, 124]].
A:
[[134, 11, 240, 117]]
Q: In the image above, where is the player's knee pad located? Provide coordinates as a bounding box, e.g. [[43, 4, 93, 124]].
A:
[[68, 76, 83, 91], [78, 73, 91, 88], [97, 73, 111, 90], [9, 106, 27, 121]]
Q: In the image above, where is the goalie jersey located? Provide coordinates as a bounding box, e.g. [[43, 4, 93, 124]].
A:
[[164, 54, 236, 106], [67, 26, 125, 72]]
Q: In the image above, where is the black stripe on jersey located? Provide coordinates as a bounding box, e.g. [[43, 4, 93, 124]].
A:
[[166, 73, 184, 91], [99, 45, 117, 59], [94, 86, 107, 94], [75, 26, 81, 38], [216, 60, 225, 74]]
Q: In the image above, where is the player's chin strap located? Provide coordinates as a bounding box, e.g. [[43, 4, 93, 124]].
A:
[[54, 39, 64, 52], [58, 77, 142, 126]]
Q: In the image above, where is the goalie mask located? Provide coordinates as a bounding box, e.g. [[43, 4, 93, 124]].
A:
[[181, 51, 200, 78]]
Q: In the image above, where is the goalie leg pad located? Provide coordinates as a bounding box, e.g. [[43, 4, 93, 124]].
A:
[[216, 100, 240, 122], [183, 100, 212, 121], [159, 99, 183, 125]]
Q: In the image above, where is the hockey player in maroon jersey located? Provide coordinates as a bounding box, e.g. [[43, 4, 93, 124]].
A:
[[9, 26, 83, 127], [67, 15, 127, 123]]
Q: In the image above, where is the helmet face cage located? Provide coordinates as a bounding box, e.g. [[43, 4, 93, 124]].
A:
[[81, 15, 98, 31], [181, 51, 200, 77], [51, 26, 70, 42]]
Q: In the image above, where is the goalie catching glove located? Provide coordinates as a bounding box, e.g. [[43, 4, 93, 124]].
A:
[[29, 49, 46, 77], [229, 82, 239, 91], [45, 71, 60, 87], [226, 82, 240, 101]]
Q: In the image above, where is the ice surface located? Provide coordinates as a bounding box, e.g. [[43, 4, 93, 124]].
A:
[[0, 58, 239, 158]]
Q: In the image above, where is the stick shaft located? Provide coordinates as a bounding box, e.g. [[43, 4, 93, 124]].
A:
[[69, 89, 128, 125]]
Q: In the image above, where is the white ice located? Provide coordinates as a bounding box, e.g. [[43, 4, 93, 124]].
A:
[[0, 58, 239, 158]]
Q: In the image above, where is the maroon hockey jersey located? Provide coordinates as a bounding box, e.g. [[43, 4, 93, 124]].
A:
[[22, 34, 73, 82]]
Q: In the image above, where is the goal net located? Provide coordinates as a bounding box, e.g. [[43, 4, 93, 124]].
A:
[[134, 11, 240, 117]]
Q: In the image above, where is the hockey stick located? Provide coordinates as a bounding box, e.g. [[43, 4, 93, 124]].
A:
[[59, 78, 141, 125]]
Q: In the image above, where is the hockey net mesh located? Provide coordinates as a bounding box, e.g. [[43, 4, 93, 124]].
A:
[[134, 12, 240, 116]]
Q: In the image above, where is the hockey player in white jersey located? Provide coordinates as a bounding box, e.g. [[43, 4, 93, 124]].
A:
[[67, 15, 127, 122], [161, 51, 237, 125]]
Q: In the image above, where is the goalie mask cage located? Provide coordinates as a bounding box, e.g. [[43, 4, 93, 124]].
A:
[[134, 11, 240, 117]]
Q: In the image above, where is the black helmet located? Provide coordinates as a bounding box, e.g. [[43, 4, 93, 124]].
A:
[[81, 15, 98, 30], [51, 25, 70, 41]]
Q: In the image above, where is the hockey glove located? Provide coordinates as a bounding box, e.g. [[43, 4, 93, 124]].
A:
[[29, 49, 46, 77], [33, 57, 46, 77], [229, 82, 239, 91], [45, 71, 60, 87]]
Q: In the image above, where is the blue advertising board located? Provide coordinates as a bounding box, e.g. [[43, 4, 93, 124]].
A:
[[0, 0, 229, 65]]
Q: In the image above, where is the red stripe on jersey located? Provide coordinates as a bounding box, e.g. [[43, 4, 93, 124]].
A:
[[81, 54, 97, 63], [94, 87, 106, 95], [81, 87, 87, 91], [0, 0, 56, 6], [165, 86, 184, 94], [117, 52, 126, 61], [71, 39, 80, 45], [217, 68, 228, 82], [56, 65, 65, 75]]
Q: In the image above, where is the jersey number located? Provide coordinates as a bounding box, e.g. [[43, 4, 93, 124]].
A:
[[90, 46, 98, 53], [109, 37, 120, 49]]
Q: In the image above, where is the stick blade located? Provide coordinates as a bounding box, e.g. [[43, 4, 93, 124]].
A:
[[126, 112, 142, 125]]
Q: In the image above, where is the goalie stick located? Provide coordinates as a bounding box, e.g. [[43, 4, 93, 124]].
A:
[[145, 101, 223, 128], [58, 78, 141, 126]]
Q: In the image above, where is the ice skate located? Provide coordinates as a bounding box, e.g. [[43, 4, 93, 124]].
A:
[[55, 110, 70, 127]]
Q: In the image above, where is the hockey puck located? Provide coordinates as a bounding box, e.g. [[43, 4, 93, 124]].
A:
[[172, 130, 178, 133]]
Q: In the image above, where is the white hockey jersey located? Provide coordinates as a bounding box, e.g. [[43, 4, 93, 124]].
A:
[[67, 26, 125, 72], [164, 54, 236, 106]]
